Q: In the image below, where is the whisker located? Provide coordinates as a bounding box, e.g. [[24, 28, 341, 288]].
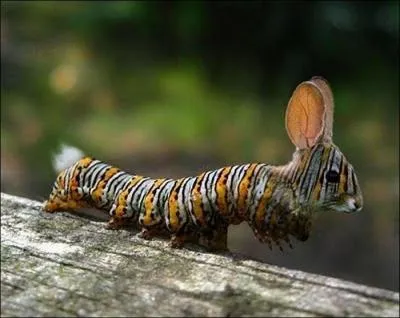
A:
[[283, 235, 293, 249]]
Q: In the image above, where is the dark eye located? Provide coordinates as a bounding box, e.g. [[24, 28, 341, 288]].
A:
[[326, 170, 340, 183]]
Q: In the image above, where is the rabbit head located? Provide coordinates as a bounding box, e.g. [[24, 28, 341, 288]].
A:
[[285, 76, 363, 214]]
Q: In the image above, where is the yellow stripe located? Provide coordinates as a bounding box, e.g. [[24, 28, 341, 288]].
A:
[[191, 172, 206, 225], [115, 176, 144, 217], [255, 177, 277, 228], [216, 167, 232, 215], [80, 157, 94, 169], [168, 178, 185, 231], [142, 179, 166, 225], [238, 164, 258, 213], [92, 166, 120, 202], [129, 175, 144, 187]]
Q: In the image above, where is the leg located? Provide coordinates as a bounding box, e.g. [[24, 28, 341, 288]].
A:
[[169, 232, 193, 249], [249, 223, 273, 250], [138, 221, 170, 240], [138, 227, 162, 240], [198, 223, 229, 252], [106, 216, 132, 230]]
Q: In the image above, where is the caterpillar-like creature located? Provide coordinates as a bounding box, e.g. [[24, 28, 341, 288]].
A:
[[43, 76, 363, 251]]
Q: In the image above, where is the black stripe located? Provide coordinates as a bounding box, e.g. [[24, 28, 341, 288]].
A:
[[91, 164, 110, 189], [335, 156, 344, 193], [115, 174, 132, 193], [105, 171, 127, 198], [186, 176, 198, 214], [128, 177, 151, 209], [250, 167, 273, 223], [137, 180, 155, 212], [63, 166, 73, 192], [324, 148, 337, 190], [299, 145, 323, 197], [85, 161, 105, 188], [222, 167, 233, 213], [307, 147, 331, 201], [210, 168, 225, 213], [323, 148, 337, 197], [351, 169, 357, 194], [232, 164, 250, 210], [343, 164, 349, 193], [82, 160, 98, 187], [292, 151, 308, 184], [248, 164, 266, 206], [156, 179, 174, 213], [99, 173, 130, 209], [202, 171, 216, 219], [179, 177, 191, 211], [299, 146, 322, 187], [163, 180, 176, 221], [226, 165, 241, 207], [211, 168, 225, 212]]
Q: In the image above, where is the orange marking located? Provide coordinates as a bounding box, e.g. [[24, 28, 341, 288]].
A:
[[216, 167, 232, 215], [114, 176, 144, 217], [238, 164, 258, 213], [168, 178, 185, 231], [115, 204, 126, 218], [255, 178, 276, 228], [128, 175, 145, 187], [92, 167, 120, 202], [58, 173, 66, 189], [80, 157, 94, 167], [143, 179, 166, 225], [70, 169, 79, 188], [191, 172, 206, 225]]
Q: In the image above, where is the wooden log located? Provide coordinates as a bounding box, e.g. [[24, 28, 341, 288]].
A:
[[1, 192, 399, 317]]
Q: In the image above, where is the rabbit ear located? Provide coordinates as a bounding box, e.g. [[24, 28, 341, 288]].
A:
[[310, 76, 334, 142], [285, 76, 334, 149]]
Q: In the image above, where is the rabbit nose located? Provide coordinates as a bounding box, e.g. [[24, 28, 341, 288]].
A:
[[354, 200, 362, 212], [347, 197, 362, 212]]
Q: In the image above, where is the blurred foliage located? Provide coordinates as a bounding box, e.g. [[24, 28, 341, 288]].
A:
[[1, 1, 398, 292]]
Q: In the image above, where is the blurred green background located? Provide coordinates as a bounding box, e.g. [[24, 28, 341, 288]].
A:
[[1, 1, 398, 292]]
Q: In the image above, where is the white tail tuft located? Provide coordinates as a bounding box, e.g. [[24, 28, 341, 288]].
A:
[[52, 144, 85, 173]]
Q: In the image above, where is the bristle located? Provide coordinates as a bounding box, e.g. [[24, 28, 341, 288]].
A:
[[52, 144, 85, 173], [264, 236, 273, 250], [284, 235, 293, 249], [274, 239, 284, 252]]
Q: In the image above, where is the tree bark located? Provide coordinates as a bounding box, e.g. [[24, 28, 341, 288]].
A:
[[1, 193, 399, 317]]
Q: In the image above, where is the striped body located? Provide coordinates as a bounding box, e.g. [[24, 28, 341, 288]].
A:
[[113, 163, 278, 230], [43, 143, 361, 250], [43, 76, 364, 251]]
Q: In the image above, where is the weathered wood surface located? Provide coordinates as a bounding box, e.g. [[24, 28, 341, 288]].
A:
[[1, 192, 399, 317]]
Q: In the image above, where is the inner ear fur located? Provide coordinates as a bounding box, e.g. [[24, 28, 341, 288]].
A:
[[285, 76, 334, 149]]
